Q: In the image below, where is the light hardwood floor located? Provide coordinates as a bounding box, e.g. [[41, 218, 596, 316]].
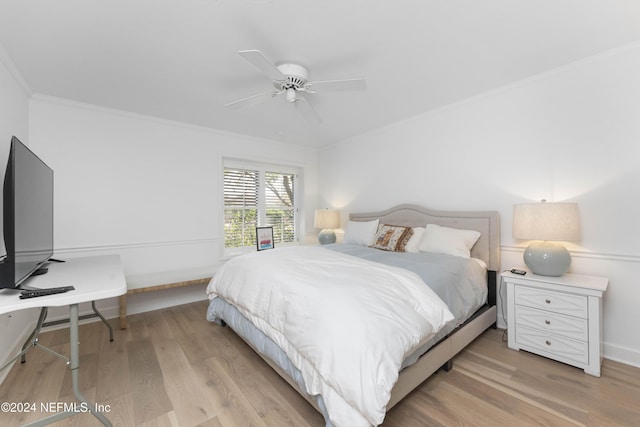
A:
[[1, 300, 639, 426]]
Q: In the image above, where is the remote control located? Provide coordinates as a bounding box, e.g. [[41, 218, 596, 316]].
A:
[[19, 286, 75, 299], [510, 268, 527, 275]]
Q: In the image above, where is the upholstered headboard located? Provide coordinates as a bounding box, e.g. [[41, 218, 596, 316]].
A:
[[349, 204, 501, 272]]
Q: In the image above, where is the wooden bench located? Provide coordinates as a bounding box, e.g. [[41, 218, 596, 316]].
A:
[[119, 264, 222, 329]]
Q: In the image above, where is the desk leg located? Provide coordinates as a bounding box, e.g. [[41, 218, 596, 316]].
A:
[[20, 307, 48, 363], [68, 303, 112, 426], [23, 304, 113, 427], [119, 294, 127, 330], [91, 300, 114, 341]]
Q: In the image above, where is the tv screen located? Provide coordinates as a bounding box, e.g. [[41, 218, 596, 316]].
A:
[[0, 136, 54, 289]]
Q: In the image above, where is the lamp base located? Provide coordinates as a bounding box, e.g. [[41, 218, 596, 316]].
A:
[[523, 241, 571, 276], [318, 229, 336, 245]]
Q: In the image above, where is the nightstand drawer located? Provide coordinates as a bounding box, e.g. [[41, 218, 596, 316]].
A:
[[515, 325, 589, 365], [515, 305, 588, 341], [514, 286, 588, 318]]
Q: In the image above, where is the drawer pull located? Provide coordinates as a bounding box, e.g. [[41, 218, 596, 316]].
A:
[[546, 340, 552, 346], [545, 320, 551, 325], [545, 299, 551, 304]]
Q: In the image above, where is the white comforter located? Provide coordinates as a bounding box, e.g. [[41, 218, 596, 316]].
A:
[[206, 246, 454, 427]]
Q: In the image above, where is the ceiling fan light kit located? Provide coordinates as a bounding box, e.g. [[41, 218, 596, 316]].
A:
[[285, 88, 297, 103], [225, 49, 366, 123]]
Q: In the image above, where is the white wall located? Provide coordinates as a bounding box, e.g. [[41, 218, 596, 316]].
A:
[[0, 45, 41, 382], [27, 96, 318, 320], [318, 43, 640, 367]]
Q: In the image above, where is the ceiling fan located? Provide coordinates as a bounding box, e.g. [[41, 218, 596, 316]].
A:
[[224, 50, 367, 123]]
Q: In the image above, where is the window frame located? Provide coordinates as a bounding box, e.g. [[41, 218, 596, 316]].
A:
[[222, 158, 301, 258]]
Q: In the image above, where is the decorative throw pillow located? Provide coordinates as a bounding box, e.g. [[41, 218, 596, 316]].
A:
[[370, 224, 414, 252], [343, 219, 380, 246], [404, 227, 425, 253], [417, 223, 481, 258]]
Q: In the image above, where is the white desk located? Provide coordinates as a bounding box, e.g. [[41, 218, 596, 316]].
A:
[[0, 255, 126, 426]]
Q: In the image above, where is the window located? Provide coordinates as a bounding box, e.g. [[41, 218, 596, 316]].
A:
[[223, 160, 298, 255]]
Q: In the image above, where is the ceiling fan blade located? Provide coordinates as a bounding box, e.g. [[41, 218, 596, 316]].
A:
[[238, 50, 285, 81], [224, 90, 282, 110], [295, 96, 322, 124], [306, 77, 367, 92]]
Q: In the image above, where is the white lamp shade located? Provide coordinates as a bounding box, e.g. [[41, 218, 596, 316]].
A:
[[314, 209, 339, 229], [513, 202, 580, 242]]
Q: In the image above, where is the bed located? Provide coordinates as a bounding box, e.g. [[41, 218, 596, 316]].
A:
[[206, 204, 500, 427]]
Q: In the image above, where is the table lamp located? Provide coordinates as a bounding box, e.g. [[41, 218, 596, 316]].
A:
[[513, 200, 580, 276], [314, 209, 339, 245]]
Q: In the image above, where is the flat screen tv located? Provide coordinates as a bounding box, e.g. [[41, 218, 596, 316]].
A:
[[0, 136, 54, 289]]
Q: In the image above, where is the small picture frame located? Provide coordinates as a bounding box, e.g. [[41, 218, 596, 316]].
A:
[[256, 226, 274, 251]]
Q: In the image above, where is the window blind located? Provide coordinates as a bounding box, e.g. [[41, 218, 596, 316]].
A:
[[223, 164, 298, 253], [265, 171, 295, 244], [223, 168, 258, 249]]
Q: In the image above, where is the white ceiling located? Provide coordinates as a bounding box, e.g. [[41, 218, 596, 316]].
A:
[[1, 0, 640, 148]]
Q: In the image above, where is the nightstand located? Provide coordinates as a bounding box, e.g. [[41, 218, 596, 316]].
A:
[[503, 270, 609, 377]]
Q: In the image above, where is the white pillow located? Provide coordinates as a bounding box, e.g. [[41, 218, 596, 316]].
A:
[[343, 219, 379, 246], [404, 227, 425, 253], [418, 224, 481, 258]]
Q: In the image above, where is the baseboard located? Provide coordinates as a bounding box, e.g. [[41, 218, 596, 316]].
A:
[[604, 342, 640, 369]]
